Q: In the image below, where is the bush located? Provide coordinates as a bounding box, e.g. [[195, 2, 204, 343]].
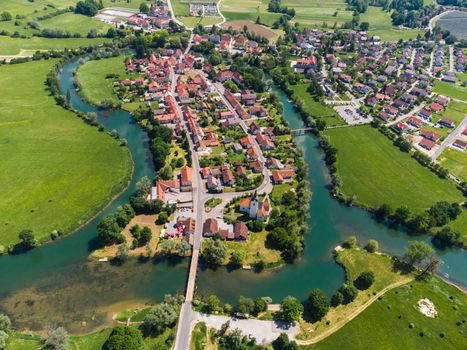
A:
[[106, 326, 143, 350], [354, 271, 375, 290], [365, 239, 378, 253]]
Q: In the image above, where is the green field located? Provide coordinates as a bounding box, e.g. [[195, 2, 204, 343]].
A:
[[39, 13, 111, 36], [221, 0, 282, 27], [359, 7, 425, 42], [76, 56, 128, 106], [324, 125, 463, 211], [290, 84, 345, 127], [439, 148, 467, 183], [434, 80, 467, 101], [424, 101, 467, 139], [0, 36, 108, 55], [285, 0, 352, 28], [305, 277, 467, 349], [0, 60, 132, 247]]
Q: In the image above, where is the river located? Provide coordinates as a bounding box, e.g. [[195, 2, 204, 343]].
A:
[[0, 58, 465, 332]]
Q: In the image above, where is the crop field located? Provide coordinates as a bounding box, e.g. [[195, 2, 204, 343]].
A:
[[0, 36, 109, 55], [284, 0, 353, 28], [39, 13, 111, 36], [221, 0, 282, 27], [223, 20, 283, 41], [359, 7, 425, 42], [0, 60, 132, 247], [324, 125, 463, 212], [290, 84, 345, 127], [76, 56, 128, 106], [306, 277, 467, 349]]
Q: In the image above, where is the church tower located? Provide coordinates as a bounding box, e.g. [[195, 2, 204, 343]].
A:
[[249, 192, 259, 218]]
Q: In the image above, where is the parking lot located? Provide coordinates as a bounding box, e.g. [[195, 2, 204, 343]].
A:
[[334, 104, 372, 125]]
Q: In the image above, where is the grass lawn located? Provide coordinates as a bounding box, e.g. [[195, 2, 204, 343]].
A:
[[76, 56, 128, 106], [424, 101, 467, 140], [298, 247, 413, 341], [4, 332, 42, 350], [434, 80, 467, 101], [39, 13, 111, 36], [116, 307, 152, 322], [0, 60, 132, 247], [224, 229, 283, 266], [290, 84, 345, 127], [446, 211, 467, 245], [360, 7, 425, 42], [68, 328, 113, 350], [305, 277, 467, 349], [324, 125, 463, 212], [0, 36, 109, 55], [439, 148, 467, 183]]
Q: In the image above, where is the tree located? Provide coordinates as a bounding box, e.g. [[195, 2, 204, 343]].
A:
[[116, 243, 130, 262], [159, 164, 173, 180], [19, 229, 37, 249], [343, 235, 357, 248], [143, 303, 178, 335], [375, 204, 391, 223], [97, 215, 122, 245], [237, 296, 255, 315], [139, 226, 152, 245], [66, 89, 71, 106], [405, 241, 434, 268], [229, 250, 245, 268], [44, 327, 68, 350], [393, 206, 410, 227], [434, 227, 462, 247], [354, 271, 374, 290], [365, 239, 378, 253], [339, 284, 358, 304], [0, 331, 8, 350], [331, 291, 344, 307], [136, 176, 152, 196], [202, 240, 227, 267], [408, 213, 432, 233], [115, 204, 135, 228], [1, 12, 12, 21], [206, 294, 220, 312], [139, 2, 150, 14], [106, 326, 143, 350], [359, 21, 369, 31], [306, 289, 330, 322], [253, 297, 268, 315], [280, 296, 303, 323], [272, 333, 299, 350]]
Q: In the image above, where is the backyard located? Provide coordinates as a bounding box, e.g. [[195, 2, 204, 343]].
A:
[[0, 60, 132, 247], [324, 125, 463, 212]]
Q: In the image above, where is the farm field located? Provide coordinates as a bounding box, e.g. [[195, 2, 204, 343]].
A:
[[76, 56, 128, 107], [439, 147, 467, 183], [359, 6, 425, 42], [290, 84, 345, 127], [223, 20, 283, 41], [284, 0, 352, 28], [221, 0, 282, 27], [324, 125, 463, 212], [0, 60, 132, 247], [434, 80, 467, 101], [0, 36, 109, 55], [305, 277, 467, 349], [39, 13, 111, 36]]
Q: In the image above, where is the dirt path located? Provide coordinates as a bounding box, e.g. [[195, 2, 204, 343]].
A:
[[296, 279, 412, 345]]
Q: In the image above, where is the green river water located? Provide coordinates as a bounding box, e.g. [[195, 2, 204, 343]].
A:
[[0, 58, 464, 333]]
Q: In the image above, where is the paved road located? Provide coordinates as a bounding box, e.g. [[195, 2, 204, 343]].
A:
[[196, 312, 300, 345], [449, 45, 454, 72], [431, 115, 467, 160]]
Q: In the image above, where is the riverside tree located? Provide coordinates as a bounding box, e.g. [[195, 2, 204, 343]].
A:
[[202, 240, 227, 267], [44, 327, 68, 350], [405, 241, 433, 266], [106, 326, 143, 350], [306, 288, 330, 322], [280, 296, 303, 323]]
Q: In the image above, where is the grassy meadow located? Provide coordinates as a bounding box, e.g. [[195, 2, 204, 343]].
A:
[[305, 277, 467, 349], [0, 60, 132, 247], [324, 125, 463, 212], [285, 0, 353, 28], [359, 6, 425, 42], [0, 36, 108, 55], [290, 84, 345, 127], [221, 0, 282, 27], [439, 147, 467, 183], [38, 13, 111, 36], [76, 56, 128, 106], [434, 80, 467, 101]]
